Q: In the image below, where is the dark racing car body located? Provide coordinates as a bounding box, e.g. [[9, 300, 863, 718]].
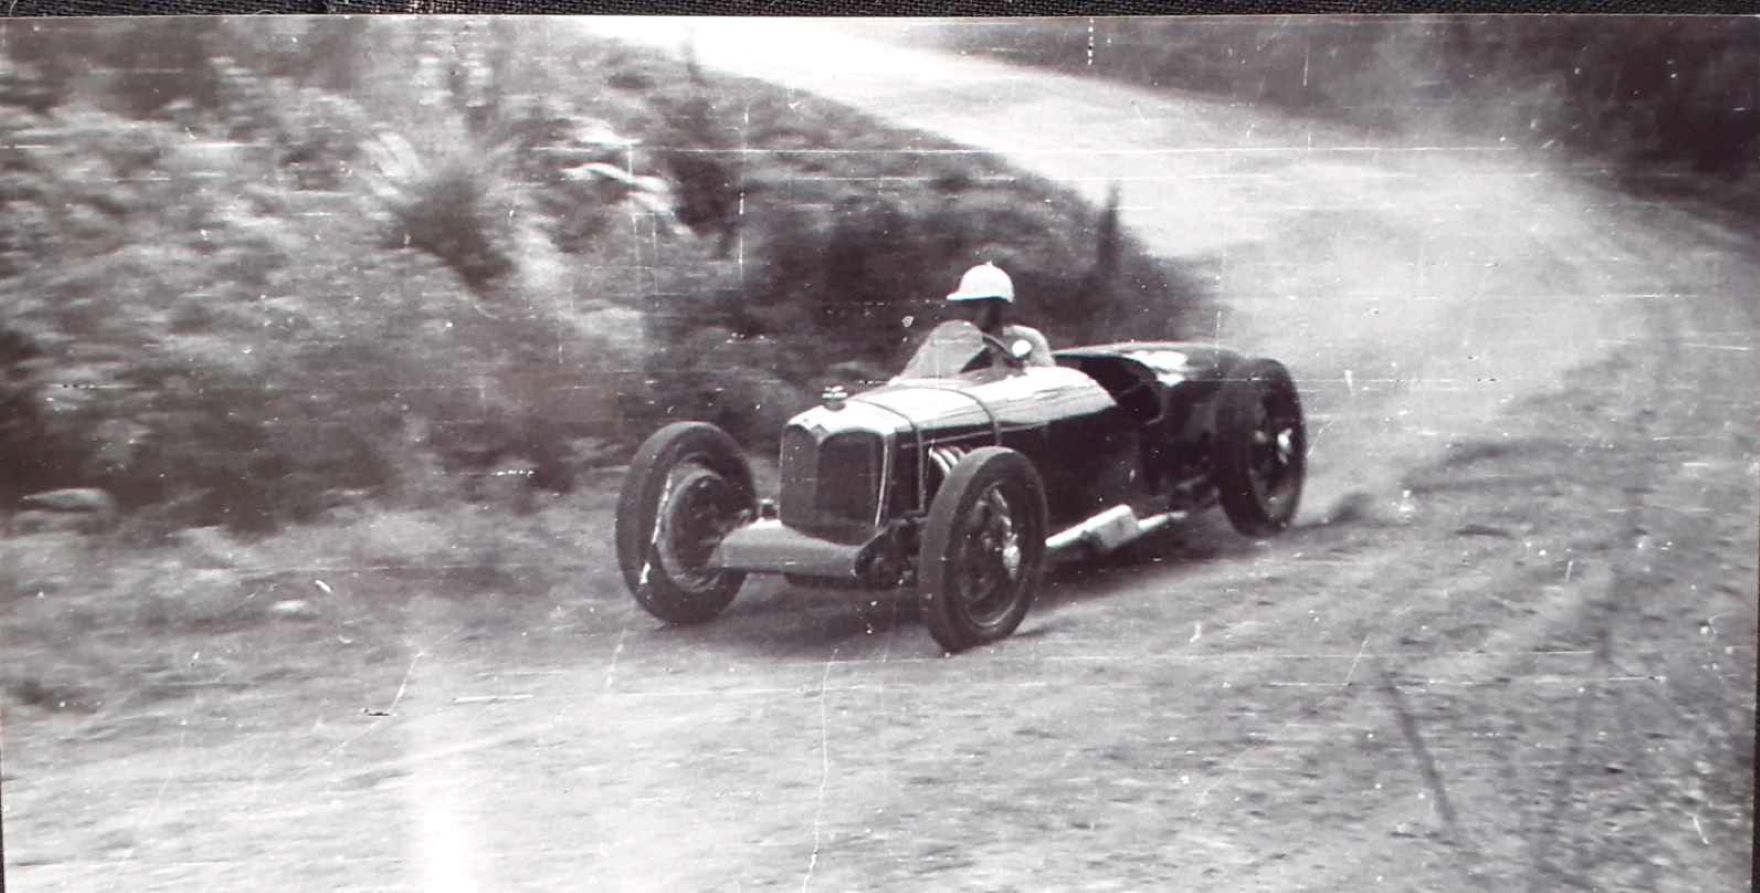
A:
[[616, 320, 1306, 652]]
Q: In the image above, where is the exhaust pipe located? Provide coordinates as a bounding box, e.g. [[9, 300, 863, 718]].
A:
[[1046, 505, 1185, 555]]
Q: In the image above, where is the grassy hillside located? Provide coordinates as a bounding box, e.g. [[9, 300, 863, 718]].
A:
[[0, 17, 1200, 534], [929, 17, 1759, 216]]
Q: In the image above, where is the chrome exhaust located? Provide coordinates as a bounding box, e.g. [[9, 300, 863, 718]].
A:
[[1047, 505, 1185, 555]]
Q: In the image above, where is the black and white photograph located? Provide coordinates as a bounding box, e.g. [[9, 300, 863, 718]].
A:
[[0, 13, 1755, 891]]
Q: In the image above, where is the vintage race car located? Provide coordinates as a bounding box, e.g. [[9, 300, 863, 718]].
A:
[[615, 319, 1306, 652]]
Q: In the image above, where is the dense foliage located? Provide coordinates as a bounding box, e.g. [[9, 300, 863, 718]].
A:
[[933, 17, 1759, 214], [0, 18, 1196, 532]]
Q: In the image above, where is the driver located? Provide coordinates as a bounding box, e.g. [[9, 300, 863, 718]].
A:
[[945, 262, 1054, 368]]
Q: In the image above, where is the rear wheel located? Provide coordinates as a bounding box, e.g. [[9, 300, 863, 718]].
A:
[[1213, 359, 1306, 536], [919, 448, 1048, 653], [614, 422, 755, 624]]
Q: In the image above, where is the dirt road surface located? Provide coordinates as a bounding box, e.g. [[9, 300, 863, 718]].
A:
[[5, 21, 1756, 892]]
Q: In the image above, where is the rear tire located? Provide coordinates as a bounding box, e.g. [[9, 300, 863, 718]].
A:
[[1213, 358, 1306, 536], [614, 422, 755, 625], [919, 448, 1048, 653]]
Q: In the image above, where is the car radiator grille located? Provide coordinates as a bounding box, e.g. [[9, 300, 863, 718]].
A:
[[780, 425, 882, 540]]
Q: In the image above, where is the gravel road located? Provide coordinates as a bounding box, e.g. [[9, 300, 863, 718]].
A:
[[5, 20, 1755, 892]]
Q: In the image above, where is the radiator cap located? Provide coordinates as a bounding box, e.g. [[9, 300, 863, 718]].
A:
[[822, 384, 848, 411]]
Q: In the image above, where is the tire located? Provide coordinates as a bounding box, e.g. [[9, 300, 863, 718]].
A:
[[614, 422, 755, 625], [918, 447, 1048, 653], [1212, 358, 1307, 537]]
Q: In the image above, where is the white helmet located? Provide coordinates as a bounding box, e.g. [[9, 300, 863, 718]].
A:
[[946, 262, 1014, 303]]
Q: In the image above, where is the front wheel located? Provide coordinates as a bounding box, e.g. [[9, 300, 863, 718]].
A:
[[919, 447, 1048, 653], [614, 422, 755, 625], [1213, 358, 1306, 536]]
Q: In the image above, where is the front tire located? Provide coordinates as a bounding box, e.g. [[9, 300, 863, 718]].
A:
[[614, 422, 755, 625], [1213, 358, 1306, 536], [919, 447, 1048, 653]]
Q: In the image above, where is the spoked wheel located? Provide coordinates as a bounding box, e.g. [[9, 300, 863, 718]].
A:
[[615, 422, 755, 624], [1214, 358, 1307, 536], [919, 447, 1048, 653]]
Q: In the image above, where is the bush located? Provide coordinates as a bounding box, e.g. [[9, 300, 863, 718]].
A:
[[363, 133, 522, 292], [0, 19, 1204, 532]]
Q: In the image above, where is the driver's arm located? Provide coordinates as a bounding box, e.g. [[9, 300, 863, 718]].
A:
[[1012, 326, 1055, 367]]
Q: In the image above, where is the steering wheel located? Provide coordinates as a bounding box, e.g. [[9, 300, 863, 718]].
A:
[[956, 332, 1032, 375], [980, 332, 1029, 368]]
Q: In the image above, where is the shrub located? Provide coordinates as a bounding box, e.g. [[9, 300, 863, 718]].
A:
[[0, 19, 1205, 532], [362, 132, 522, 293]]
